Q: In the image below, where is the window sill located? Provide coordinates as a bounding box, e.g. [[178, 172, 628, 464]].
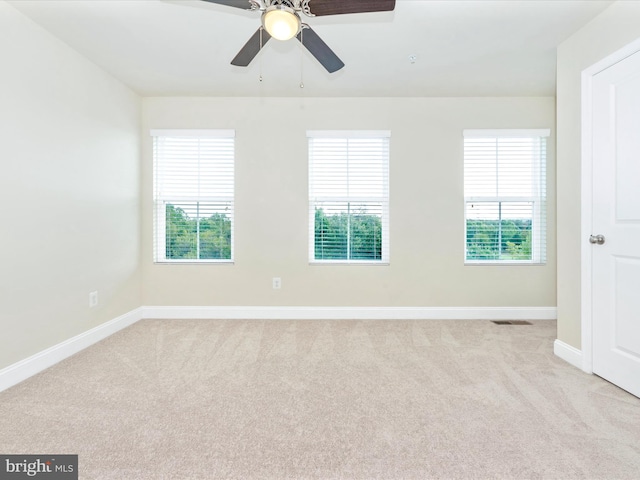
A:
[[310, 261, 390, 266], [464, 261, 546, 266], [154, 260, 234, 265]]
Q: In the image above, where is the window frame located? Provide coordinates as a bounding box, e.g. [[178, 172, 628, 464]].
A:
[[308, 130, 391, 265], [463, 129, 549, 265], [151, 129, 235, 264]]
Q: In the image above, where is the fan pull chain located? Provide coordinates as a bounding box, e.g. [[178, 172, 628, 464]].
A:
[[299, 29, 304, 89], [259, 27, 264, 83]]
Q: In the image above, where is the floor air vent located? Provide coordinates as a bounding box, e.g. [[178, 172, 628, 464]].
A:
[[491, 320, 533, 325]]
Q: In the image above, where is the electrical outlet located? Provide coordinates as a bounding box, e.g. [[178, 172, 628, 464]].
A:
[[89, 291, 98, 308], [272, 277, 281, 289]]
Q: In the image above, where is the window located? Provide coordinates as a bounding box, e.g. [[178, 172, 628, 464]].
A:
[[152, 130, 234, 263], [464, 129, 549, 264], [308, 131, 390, 263]]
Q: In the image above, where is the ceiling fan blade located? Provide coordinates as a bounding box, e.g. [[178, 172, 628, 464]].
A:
[[231, 28, 271, 67], [296, 27, 344, 73], [200, 0, 256, 10], [308, 0, 395, 16]]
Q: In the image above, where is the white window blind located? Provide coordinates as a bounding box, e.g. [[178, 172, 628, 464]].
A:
[[463, 129, 549, 264], [308, 131, 390, 263], [152, 129, 234, 263]]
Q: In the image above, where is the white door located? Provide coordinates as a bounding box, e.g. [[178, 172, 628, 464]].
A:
[[591, 49, 640, 398]]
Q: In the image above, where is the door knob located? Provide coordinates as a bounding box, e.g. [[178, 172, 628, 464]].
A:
[[589, 234, 605, 245]]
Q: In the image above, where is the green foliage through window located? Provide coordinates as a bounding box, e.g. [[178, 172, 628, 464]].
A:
[[166, 204, 231, 260], [315, 206, 382, 261], [466, 218, 532, 261]]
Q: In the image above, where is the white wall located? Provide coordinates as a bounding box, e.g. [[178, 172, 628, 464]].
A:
[[556, 1, 640, 349], [0, 3, 141, 369], [142, 96, 556, 308]]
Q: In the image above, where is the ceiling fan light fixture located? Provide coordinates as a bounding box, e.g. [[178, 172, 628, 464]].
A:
[[262, 5, 300, 41]]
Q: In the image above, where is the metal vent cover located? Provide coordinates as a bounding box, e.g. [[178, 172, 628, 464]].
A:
[[491, 320, 533, 325]]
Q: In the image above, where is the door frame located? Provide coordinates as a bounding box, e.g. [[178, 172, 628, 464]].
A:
[[580, 36, 640, 374]]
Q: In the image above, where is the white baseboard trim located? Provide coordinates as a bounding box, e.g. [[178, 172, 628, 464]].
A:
[[554, 339, 583, 370], [0, 307, 143, 393], [142, 306, 557, 321]]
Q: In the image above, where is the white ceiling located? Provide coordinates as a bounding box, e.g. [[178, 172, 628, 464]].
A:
[[9, 0, 614, 97]]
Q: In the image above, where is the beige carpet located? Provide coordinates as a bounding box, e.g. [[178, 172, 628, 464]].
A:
[[1, 319, 639, 479]]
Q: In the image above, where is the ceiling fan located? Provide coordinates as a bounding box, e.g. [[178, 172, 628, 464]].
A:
[[201, 0, 396, 73]]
